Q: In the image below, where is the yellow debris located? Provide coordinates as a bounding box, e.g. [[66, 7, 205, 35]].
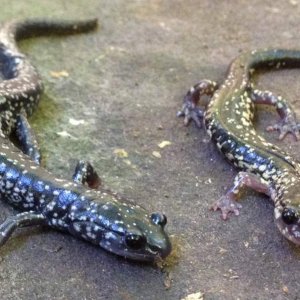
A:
[[50, 70, 69, 78], [152, 151, 161, 158], [113, 148, 128, 158], [181, 292, 204, 300], [282, 285, 289, 294], [158, 140, 172, 148]]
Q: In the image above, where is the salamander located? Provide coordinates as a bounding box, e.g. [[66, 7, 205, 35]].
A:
[[0, 19, 171, 262], [178, 49, 300, 245]]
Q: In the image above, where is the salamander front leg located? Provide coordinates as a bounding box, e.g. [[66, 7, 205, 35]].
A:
[[251, 89, 300, 140], [14, 115, 41, 164], [0, 211, 46, 247], [177, 80, 218, 127], [211, 172, 270, 220], [72, 160, 101, 189]]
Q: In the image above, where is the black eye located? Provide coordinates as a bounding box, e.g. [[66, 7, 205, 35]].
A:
[[151, 212, 167, 227], [282, 207, 299, 225], [125, 233, 146, 250]]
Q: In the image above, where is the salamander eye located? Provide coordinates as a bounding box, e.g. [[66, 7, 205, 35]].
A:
[[282, 207, 299, 225], [151, 212, 167, 227], [125, 233, 146, 250]]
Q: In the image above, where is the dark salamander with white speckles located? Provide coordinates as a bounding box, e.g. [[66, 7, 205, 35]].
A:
[[0, 19, 171, 262], [178, 49, 300, 245]]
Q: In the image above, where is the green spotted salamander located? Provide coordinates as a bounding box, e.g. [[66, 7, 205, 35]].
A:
[[0, 19, 171, 262], [178, 49, 300, 245]]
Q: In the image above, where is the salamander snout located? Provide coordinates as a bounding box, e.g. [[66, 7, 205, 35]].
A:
[[147, 212, 171, 258], [275, 206, 300, 244], [96, 202, 172, 262]]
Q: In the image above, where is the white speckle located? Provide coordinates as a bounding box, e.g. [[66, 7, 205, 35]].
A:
[[105, 232, 116, 240], [259, 165, 267, 172], [69, 118, 86, 126], [56, 131, 78, 140]]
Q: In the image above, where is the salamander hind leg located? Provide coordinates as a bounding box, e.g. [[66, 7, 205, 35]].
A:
[[72, 160, 101, 189], [211, 172, 270, 220], [177, 80, 218, 127], [14, 115, 41, 164], [251, 89, 300, 140], [0, 211, 46, 247]]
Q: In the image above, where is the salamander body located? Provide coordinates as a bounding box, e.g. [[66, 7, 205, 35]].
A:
[[178, 49, 300, 244], [0, 19, 171, 262]]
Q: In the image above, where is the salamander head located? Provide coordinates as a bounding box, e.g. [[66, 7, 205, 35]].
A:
[[98, 202, 171, 262], [72, 198, 172, 262], [274, 205, 300, 244]]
